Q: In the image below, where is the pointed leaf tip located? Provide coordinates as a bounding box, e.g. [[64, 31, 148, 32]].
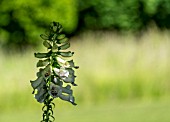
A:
[[34, 53, 49, 58], [43, 40, 51, 48], [58, 51, 73, 57], [58, 43, 70, 50], [40, 34, 49, 40]]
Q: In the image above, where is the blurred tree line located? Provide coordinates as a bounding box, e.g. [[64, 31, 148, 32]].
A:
[[79, 0, 170, 30], [0, 0, 78, 50], [0, 0, 170, 50]]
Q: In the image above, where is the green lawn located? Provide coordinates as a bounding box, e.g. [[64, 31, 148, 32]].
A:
[[1, 29, 170, 122], [0, 100, 170, 122]]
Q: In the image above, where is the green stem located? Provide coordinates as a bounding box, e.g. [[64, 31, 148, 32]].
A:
[[46, 96, 50, 122], [42, 94, 55, 122]]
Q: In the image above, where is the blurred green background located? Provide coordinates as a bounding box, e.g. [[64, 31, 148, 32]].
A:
[[1, 0, 170, 122]]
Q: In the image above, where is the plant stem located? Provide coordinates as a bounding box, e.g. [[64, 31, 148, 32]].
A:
[[42, 94, 54, 122]]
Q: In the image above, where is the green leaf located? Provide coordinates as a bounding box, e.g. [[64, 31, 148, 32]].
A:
[[58, 43, 70, 50], [43, 40, 51, 48], [40, 34, 49, 40], [58, 51, 74, 57], [57, 34, 65, 40], [34, 53, 49, 58], [57, 38, 68, 44], [36, 59, 49, 67]]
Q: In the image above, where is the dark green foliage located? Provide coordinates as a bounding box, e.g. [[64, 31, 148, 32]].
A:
[[30, 22, 79, 122], [0, 0, 78, 50], [78, 0, 170, 31]]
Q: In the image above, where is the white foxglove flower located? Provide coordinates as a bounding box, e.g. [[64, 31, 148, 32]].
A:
[[53, 67, 69, 78], [49, 83, 62, 98], [56, 57, 70, 68]]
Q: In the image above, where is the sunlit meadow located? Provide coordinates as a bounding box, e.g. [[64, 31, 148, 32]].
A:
[[0, 28, 170, 122]]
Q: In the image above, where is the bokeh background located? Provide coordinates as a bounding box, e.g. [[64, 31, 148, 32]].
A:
[[1, 0, 170, 122]]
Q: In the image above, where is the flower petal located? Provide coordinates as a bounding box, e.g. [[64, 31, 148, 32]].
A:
[[30, 76, 44, 89], [35, 87, 47, 103], [49, 83, 62, 98], [59, 94, 77, 105]]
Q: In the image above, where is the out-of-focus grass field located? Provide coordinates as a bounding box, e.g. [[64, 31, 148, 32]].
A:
[[0, 29, 170, 122], [1, 101, 170, 122]]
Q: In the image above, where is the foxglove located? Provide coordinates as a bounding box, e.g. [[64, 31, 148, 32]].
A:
[[30, 22, 79, 122]]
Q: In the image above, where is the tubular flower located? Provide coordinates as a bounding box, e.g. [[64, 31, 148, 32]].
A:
[[53, 67, 69, 78]]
